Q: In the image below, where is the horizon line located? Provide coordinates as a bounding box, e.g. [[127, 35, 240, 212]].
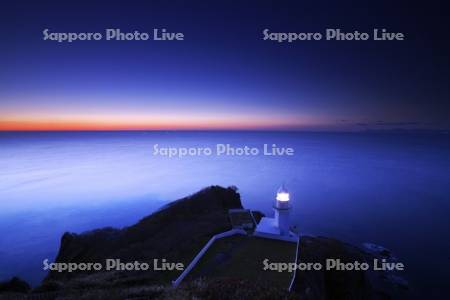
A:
[[0, 128, 447, 134]]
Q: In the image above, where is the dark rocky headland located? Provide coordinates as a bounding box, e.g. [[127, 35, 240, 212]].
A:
[[0, 186, 408, 300]]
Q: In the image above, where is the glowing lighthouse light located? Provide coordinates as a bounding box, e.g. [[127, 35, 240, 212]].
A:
[[276, 191, 290, 202], [275, 184, 290, 210]]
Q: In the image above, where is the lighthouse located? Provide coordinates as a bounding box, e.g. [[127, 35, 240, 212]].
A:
[[275, 184, 291, 236], [254, 184, 297, 242]]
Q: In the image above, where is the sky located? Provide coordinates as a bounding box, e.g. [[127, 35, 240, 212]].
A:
[[0, 0, 449, 131]]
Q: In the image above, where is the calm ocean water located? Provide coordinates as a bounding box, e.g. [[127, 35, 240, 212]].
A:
[[0, 131, 449, 297]]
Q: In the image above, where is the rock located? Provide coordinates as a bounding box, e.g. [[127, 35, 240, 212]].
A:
[[0, 277, 31, 294], [293, 236, 373, 299], [362, 243, 393, 259], [383, 274, 409, 290]]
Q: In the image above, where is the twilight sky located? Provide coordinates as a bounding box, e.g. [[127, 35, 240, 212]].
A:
[[0, 0, 449, 131]]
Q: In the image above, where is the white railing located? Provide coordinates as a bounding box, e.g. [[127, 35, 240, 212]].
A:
[[171, 228, 247, 287], [288, 235, 301, 291]]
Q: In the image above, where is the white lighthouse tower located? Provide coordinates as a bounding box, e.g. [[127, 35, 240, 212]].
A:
[[254, 184, 297, 242], [274, 184, 291, 236]]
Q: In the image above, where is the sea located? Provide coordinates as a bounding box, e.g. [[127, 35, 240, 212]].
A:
[[0, 131, 449, 298]]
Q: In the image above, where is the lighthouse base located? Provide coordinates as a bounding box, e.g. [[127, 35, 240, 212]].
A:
[[254, 217, 297, 242]]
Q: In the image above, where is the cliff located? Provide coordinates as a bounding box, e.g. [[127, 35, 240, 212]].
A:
[[43, 185, 242, 287], [0, 186, 408, 299]]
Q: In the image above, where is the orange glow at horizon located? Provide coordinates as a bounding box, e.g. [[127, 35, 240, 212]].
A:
[[0, 114, 315, 131]]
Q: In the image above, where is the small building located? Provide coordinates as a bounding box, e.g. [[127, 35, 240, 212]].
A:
[[228, 208, 256, 230]]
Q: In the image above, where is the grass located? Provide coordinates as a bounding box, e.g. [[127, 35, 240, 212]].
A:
[[186, 235, 297, 288]]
